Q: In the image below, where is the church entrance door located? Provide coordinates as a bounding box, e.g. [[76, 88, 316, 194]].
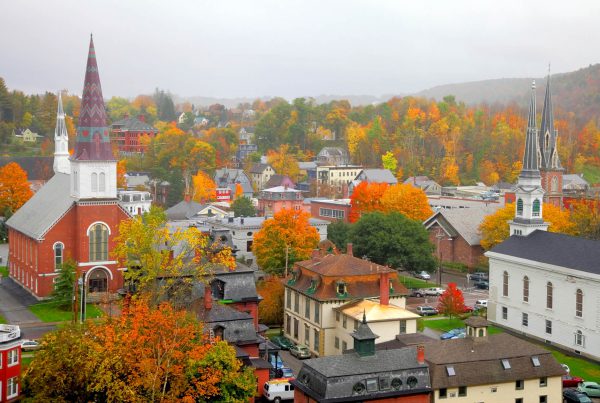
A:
[[88, 267, 109, 293]]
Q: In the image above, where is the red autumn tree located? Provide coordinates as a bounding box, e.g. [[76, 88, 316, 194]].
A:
[[437, 282, 466, 318], [0, 162, 33, 213], [349, 181, 389, 223]]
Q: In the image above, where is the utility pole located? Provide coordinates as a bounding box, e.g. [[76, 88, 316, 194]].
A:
[[284, 245, 290, 278], [79, 271, 87, 324], [436, 229, 444, 287]]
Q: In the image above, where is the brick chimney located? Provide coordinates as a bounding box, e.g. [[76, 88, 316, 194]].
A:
[[379, 272, 390, 305], [184, 192, 191, 203], [138, 114, 145, 122], [347, 243, 353, 256], [417, 345, 425, 364], [204, 285, 213, 310]]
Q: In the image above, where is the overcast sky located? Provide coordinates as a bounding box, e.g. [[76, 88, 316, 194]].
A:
[[1, 0, 599, 100]]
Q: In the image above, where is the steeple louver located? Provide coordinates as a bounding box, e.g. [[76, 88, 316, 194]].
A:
[[520, 81, 540, 179]]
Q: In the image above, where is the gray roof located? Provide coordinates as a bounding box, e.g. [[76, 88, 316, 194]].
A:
[[563, 174, 589, 189], [356, 169, 398, 184], [6, 173, 75, 240], [197, 265, 259, 302], [111, 117, 157, 132], [214, 168, 253, 195], [124, 173, 150, 188], [489, 230, 600, 275], [424, 333, 564, 389], [165, 200, 205, 220], [249, 163, 271, 174], [424, 205, 501, 246], [293, 347, 430, 402], [195, 302, 260, 344], [299, 161, 317, 170]]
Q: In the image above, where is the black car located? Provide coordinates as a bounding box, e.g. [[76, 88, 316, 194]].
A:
[[474, 280, 489, 290], [563, 388, 592, 403], [469, 272, 489, 282]]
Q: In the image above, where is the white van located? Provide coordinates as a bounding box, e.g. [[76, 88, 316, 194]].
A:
[[264, 378, 295, 402], [474, 299, 488, 310]]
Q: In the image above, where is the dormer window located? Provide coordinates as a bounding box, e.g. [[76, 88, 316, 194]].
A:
[[211, 279, 225, 300], [336, 281, 347, 297]]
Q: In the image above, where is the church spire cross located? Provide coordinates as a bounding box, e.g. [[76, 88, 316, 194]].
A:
[[520, 80, 540, 178], [73, 35, 115, 161]]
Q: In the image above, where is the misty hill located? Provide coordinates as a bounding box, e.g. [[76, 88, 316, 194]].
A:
[[414, 64, 600, 122]]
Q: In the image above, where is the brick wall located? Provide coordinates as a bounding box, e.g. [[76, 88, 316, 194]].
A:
[[428, 223, 484, 269]]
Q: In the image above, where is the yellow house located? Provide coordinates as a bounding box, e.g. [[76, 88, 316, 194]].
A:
[[14, 128, 43, 142]]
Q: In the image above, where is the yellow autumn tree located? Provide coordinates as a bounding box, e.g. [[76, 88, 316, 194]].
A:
[[192, 170, 217, 203], [346, 122, 367, 164], [480, 203, 577, 250], [380, 183, 433, 222], [440, 156, 460, 185], [267, 144, 300, 180]]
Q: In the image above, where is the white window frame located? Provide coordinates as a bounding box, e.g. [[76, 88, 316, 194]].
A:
[[7, 349, 18, 367], [7, 376, 18, 399]]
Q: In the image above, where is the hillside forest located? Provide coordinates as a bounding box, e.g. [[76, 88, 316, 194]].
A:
[[2, 67, 600, 192]]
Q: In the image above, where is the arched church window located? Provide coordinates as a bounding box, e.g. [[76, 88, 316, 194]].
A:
[[99, 172, 106, 192], [503, 271, 509, 297], [516, 199, 524, 216], [523, 276, 529, 302], [546, 282, 553, 309], [551, 176, 558, 192], [532, 199, 541, 217], [91, 172, 98, 192], [575, 330, 584, 347], [54, 242, 64, 270], [89, 223, 109, 261], [575, 289, 583, 317]]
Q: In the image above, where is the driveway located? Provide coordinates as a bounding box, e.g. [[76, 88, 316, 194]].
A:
[[0, 276, 41, 324]]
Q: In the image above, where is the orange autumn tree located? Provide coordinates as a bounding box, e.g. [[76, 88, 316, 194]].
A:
[[192, 170, 217, 202], [24, 299, 256, 402], [256, 276, 284, 325], [0, 162, 33, 213], [380, 183, 433, 221], [116, 159, 127, 189], [349, 181, 389, 223], [479, 203, 576, 250], [252, 209, 320, 275]]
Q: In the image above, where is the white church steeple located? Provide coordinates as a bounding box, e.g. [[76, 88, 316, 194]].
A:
[[53, 91, 71, 175], [509, 81, 549, 237]]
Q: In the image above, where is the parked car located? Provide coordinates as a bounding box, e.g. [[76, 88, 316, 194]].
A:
[[474, 300, 488, 310], [416, 306, 439, 316], [578, 382, 600, 398], [563, 375, 585, 388], [21, 340, 40, 351], [410, 289, 425, 297], [271, 335, 294, 350], [469, 272, 489, 282], [289, 344, 311, 359], [462, 305, 474, 313], [264, 378, 295, 402], [440, 328, 466, 340], [474, 280, 489, 290], [416, 271, 431, 280], [270, 366, 294, 379], [424, 287, 444, 296], [564, 388, 592, 403]]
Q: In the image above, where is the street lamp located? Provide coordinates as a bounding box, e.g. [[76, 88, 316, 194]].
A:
[[435, 229, 453, 286]]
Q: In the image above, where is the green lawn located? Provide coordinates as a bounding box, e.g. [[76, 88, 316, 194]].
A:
[[399, 276, 438, 289], [0, 314, 6, 324], [582, 164, 600, 185], [29, 301, 104, 322], [0, 266, 8, 277], [22, 354, 35, 369], [423, 316, 504, 335]]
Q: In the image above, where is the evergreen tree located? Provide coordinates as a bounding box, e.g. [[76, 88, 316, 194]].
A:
[[52, 259, 76, 309], [231, 196, 256, 217]]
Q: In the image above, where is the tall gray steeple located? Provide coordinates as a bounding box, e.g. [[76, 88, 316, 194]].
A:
[[509, 81, 548, 237], [53, 91, 71, 174], [539, 73, 562, 170], [520, 81, 540, 179]]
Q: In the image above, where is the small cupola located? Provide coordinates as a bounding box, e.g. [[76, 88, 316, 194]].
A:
[[351, 311, 379, 357], [465, 316, 489, 338]]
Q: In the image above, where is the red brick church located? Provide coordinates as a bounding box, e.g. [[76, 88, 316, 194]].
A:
[[6, 36, 129, 299]]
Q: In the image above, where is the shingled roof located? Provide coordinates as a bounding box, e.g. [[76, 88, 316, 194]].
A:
[[423, 333, 564, 389], [424, 205, 500, 246], [112, 116, 158, 132], [488, 230, 600, 275]]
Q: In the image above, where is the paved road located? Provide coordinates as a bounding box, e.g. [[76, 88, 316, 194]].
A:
[[0, 277, 41, 324]]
